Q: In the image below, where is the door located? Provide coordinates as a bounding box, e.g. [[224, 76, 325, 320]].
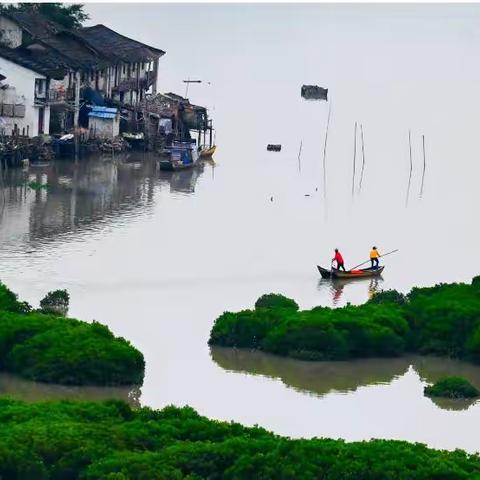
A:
[[38, 107, 45, 135]]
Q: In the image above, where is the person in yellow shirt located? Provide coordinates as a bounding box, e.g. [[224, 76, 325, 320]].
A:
[[370, 246, 381, 269]]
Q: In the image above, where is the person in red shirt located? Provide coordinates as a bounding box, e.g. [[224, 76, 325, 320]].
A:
[[332, 248, 346, 271]]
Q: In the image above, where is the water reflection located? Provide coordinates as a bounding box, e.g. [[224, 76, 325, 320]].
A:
[[317, 276, 383, 306], [211, 347, 480, 411], [0, 154, 207, 248], [211, 347, 411, 396], [0, 373, 141, 406]]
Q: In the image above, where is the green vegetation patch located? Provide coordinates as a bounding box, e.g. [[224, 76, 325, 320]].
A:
[[424, 376, 480, 399], [0, 398, 479, 479], [0, 282, 144, 386], [210, 278, 480, 363]]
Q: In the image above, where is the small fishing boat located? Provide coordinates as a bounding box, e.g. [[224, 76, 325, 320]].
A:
[[317, 265, 384, 279], [159, 141, 199, 171], [199, 145, 216, 158]]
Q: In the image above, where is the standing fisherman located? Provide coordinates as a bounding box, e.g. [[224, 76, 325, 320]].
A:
[[332, 248, 346, 271], [370, 246, 381, 269]]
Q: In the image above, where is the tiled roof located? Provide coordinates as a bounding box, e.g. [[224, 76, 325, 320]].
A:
[[75, 25, 165, 63], [2, 11, 63, 39]]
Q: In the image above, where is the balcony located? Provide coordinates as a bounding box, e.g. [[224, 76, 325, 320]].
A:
[[47, 87, 76, 105]]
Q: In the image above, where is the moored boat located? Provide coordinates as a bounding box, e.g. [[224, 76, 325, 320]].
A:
[[199, 145, 216, 157], [159, 141, 199, 171], [317, 265, 384, 279]]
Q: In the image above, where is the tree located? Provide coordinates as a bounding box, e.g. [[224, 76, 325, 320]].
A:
[[1, 3, 89, 29]]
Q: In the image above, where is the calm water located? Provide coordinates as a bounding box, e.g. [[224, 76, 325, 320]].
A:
[[1, 3, 480, 452]]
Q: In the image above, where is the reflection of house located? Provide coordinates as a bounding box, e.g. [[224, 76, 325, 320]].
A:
[[0, 11, 165, 136]]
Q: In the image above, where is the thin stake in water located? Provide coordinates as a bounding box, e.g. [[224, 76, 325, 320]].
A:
[[420, 135, 426, 198], [322, 102, 332, 204], [298, 140, 303, 173], [358, 124, 366, 194], [406, 129, 413, 207], [352, 122, 357, 197]]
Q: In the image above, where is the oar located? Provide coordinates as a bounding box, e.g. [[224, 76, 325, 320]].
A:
[[349, 249, 399, 271]]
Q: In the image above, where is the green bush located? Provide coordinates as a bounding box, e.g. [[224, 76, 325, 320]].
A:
[[39, 289, 70, 316], [0, 399, 477, 479], [0, 282, 31, 314], [210, 277, 480, 363], [0, 285, 144, 386], [424, 377, 480, 399], [254, 293, 299, 311]]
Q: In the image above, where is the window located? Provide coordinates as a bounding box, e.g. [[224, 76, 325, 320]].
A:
[[123, 64, 126, 74]]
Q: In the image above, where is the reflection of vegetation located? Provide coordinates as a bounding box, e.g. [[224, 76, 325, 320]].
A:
[[424, 377, 480, 399], [211, 347, 411, 396], [0, 399, 479, 478], [427, 396, 477, 412], [210, 278, 480, 363], [0, 373, 141, 407], [0, 282, 144, 386]]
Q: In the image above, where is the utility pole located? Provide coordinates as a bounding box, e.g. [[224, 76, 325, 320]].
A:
[[183, 79, 202, 98]]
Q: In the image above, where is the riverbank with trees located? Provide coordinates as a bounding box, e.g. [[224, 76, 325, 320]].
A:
[[0, 282, 144, 385], [0, 398, 479, 479], [209, 277, 480, 363]]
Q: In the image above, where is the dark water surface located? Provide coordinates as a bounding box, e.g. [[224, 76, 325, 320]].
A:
[[1, 3, 480, 452]]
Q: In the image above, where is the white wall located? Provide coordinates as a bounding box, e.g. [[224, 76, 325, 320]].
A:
[[89, 116, 119, 139], [0, 16, 22, 48], [0, 57, 50, 137]]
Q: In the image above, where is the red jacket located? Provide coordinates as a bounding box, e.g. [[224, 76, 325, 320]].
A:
[[334, 251, 344, 264]]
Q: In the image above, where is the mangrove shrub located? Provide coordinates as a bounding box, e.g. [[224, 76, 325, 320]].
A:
[[0, 283, 144, 385], [424, 377, 480, 399], [210, 277, 480, 363], [0, 399, 478, 479]]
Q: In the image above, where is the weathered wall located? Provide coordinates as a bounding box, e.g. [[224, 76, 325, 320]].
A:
[[0, 57, 50, 136], [0, 16, 22, 48], [89, 116, 119, 139]]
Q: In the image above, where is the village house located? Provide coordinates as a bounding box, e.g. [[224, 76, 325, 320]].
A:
[[0, 11, 165, 137]]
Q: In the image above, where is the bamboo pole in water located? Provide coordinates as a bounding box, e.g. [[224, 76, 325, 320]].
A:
[[420, 135, 426, 197], [322, 102, 332, 204], [358, 123, 366, 194], [298, 140, 303, 173], [406, 129, 413, 207], [352, 122, 357, 197]]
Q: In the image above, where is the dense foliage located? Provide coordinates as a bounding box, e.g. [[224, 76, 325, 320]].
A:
[[210, 278, 480, 362], [40, 289, 70, 316], [424, 376, 480, 399], [0, 282, 144, 385], [0, 3, 88, 29], [0, 398, 476, 479], [255, 293, 299, 311]]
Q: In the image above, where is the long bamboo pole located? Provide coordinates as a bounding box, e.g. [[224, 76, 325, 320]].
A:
[[298, 140, 303, 173], [358, 123, 366, 194], [352, 121, 357, 197], [322, 102, 332, 203], [406, 129, 413, 207], [349, 249, 399, 271], [420, 135, 426, 197]]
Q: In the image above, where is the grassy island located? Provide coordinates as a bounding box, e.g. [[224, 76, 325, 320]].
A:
[[0, 398, 478, 479], [0, 282, 144, 386], [209, 277, 480, 362], [424, 376, 480, 399]]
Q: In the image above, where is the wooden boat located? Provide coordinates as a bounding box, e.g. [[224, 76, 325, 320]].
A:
[[317, 265, 384, 279], [199, 145, 216, 158], [159, 141, 199, 171]]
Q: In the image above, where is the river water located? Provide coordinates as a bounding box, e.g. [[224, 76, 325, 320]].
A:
[[1, 3, 480, 452]]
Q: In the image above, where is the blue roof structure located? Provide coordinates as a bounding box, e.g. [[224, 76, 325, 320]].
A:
[[88, 106, 118, 119]]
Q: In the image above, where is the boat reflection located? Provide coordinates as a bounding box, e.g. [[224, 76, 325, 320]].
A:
[[317, 276, 384, 306], [211, 347, 480, 410], [0, 372, 141, 406]]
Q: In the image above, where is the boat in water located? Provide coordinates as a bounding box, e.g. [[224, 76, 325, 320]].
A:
[[159, 141, 199, 171], [199, 145, 216, 158], [317, 265, 384, 279]]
